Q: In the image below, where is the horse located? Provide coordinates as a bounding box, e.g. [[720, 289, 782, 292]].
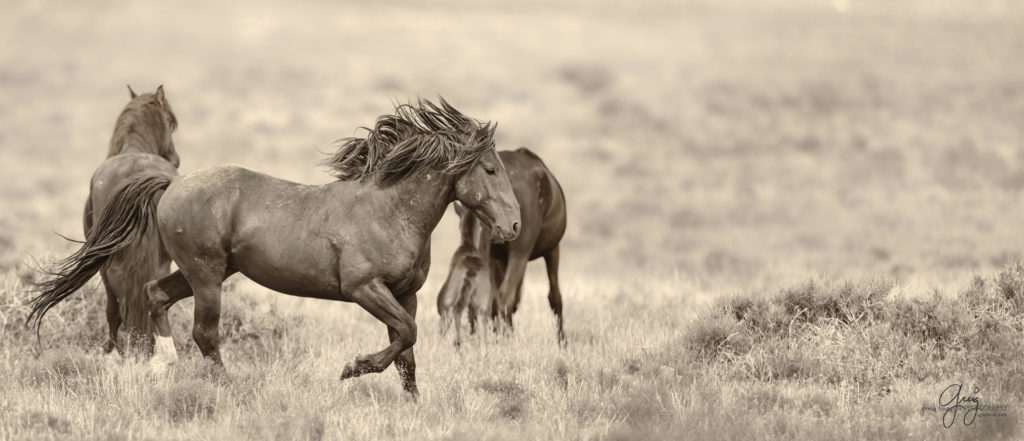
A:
[[28, 98, 520, 397], [78, 85, 180, 355], [437, 147, 566, 345]]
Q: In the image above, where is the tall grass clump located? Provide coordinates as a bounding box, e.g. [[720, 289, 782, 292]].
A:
[[0, 266, 107, 351], [680, 264, 1024, 391], [153, 379, 221, 423]]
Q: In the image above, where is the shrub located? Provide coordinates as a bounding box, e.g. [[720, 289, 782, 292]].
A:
[[995, 261, 1024, 311], [683, 315, 738, 361], [26, 348, 104, 391], [688, 270, 1023, 390], [887, 292, 964, 351], [477, 379, 530, 420], [153, 379, 220, 422]]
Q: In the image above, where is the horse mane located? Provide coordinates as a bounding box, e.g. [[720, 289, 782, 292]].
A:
[[107, 93, 178, 159], [323, 97, 496, 184]]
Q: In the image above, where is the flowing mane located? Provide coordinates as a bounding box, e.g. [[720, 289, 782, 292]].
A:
[[108, 92, 178, 160], [323, 97, 496, 184]]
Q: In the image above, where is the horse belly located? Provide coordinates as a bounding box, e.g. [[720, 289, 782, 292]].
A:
[[231, 237, 343, 300]]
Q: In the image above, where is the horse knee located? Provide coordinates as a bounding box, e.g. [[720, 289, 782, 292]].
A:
[[399, 322, 417, 348]]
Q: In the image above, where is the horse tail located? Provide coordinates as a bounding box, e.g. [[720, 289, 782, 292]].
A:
[[27, 173, 174, 330]]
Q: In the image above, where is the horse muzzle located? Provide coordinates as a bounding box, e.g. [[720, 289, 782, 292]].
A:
[[492, 221, 521, 243]]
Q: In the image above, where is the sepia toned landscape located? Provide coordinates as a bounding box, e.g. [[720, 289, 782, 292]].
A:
[[1, 0, 1022, 439]]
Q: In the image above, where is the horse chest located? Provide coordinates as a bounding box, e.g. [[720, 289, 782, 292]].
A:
[[335, 229, 424, 286]]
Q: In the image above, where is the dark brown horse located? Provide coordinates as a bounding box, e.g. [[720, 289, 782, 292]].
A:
[[81, 85, 179, 354], [29, 98, 520, 396], [437, 147, 566, 345]]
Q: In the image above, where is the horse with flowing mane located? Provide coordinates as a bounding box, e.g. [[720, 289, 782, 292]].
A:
[[58, 85, 180, 355], [29, 98, 520, 396]]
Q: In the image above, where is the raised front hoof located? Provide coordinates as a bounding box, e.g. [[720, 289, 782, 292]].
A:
[[339, 355, 381, 380]]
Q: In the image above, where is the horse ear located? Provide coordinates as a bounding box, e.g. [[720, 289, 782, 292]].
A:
[[155, 85, 165, 105], [127, 84, 137, 99], [454, 201, 468, 216]]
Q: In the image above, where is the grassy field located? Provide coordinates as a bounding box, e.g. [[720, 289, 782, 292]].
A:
[[1, 0, 1023, 439]]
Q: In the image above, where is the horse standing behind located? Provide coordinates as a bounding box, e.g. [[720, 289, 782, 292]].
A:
[[73, 85, 180, 355], [437, 147, 567, 345], [29, 98, 520, 397]]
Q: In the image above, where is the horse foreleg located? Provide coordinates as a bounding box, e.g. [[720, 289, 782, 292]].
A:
[[450, 285, 468, 347], [145, 271, 193, 373], [436, 278, 462, 345], [341, 279, 417, 389], [497, 255, 529, 331], [389, 293, 419, 397]]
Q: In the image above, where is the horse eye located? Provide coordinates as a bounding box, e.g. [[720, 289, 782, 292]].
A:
[[485, 168, 496, 175]]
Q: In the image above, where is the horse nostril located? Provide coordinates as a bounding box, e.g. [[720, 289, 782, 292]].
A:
[[511, 222, 520, 235]]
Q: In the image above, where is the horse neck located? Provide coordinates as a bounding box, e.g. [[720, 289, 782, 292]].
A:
[[362, 170, 455, 239], [108, 123, 171, 159]]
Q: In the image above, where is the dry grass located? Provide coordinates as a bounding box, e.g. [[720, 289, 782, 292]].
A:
[[2, 265, 1021, 440], [2, 0, 1024, 439]]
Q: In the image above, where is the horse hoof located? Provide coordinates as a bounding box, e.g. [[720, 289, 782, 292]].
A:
[[340, 362, 360, 380]]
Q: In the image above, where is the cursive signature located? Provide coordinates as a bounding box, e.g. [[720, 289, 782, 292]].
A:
[[939, 383, 980, 428]]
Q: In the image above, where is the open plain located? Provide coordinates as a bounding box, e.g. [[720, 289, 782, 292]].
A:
[[1, 0, 1022, 439]]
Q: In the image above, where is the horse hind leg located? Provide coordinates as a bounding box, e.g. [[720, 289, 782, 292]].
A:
[[100, 276, 122, 355], [544, 245, 566, 346], [145, 270, 193, 373], [186, 268, 230, 368]]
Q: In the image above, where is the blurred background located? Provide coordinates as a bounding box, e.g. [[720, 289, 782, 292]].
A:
[[2, 0, 1023, 291]]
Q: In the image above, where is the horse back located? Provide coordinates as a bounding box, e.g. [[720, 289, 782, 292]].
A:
[[90, 153, 179, 224], [497, 148, 567, 260]]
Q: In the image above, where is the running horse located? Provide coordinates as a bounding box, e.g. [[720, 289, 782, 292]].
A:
[[28, 98, 520, 396], [437, 147, 566, 345], [82, 85, 180, 355]]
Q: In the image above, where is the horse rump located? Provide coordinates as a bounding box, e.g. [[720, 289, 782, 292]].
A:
[[27, 173, 173, 330]]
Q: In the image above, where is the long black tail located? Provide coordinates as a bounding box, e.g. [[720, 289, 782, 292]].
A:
[[27, 173, 173, 330]]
